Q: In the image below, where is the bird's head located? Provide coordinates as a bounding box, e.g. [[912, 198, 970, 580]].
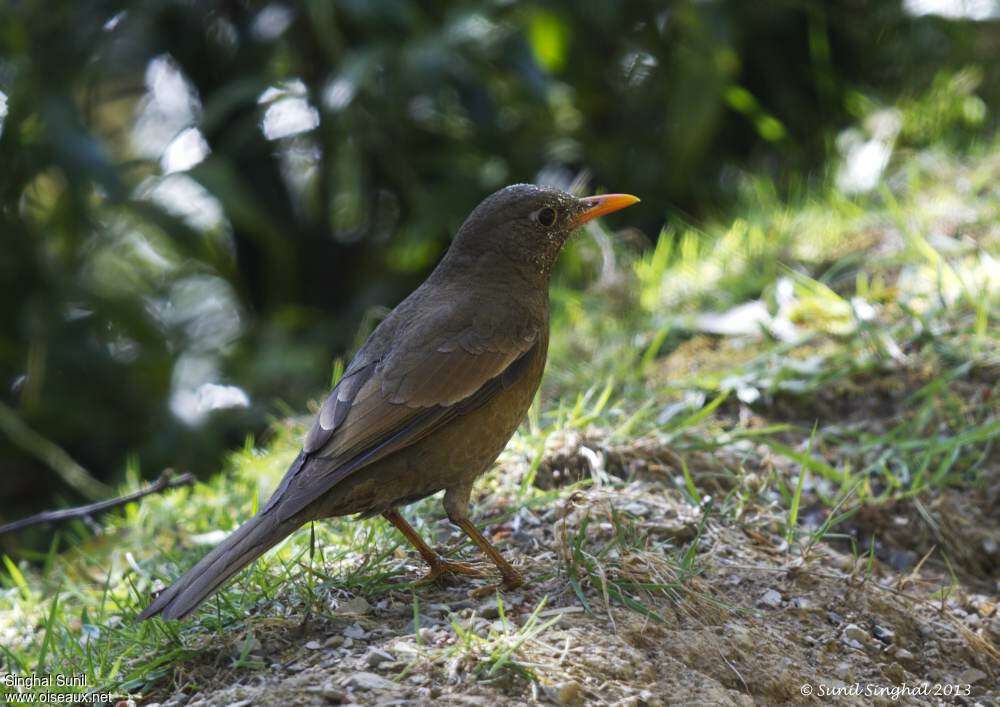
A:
[[449, 184, 639, 277]]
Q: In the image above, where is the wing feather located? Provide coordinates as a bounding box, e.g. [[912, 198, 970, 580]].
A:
[[264, 299, 543, 521]]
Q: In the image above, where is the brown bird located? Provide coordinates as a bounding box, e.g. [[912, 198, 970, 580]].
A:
[[139, 184, 639, 620]]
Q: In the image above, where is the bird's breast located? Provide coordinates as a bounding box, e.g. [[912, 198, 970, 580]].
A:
[[408, 326, 549, 483]]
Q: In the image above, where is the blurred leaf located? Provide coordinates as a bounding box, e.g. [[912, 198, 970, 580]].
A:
[[527, 10, 569, 73]]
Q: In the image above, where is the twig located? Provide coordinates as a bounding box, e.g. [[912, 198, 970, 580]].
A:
[[0, 470, 195, 535], [0, 400, 110, 499]]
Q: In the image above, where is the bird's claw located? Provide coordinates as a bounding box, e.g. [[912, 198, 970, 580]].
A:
[[467, 572, 524, 599], [420, 558, 488, 584]]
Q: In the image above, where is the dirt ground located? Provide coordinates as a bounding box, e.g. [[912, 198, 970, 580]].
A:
[[142, 449, 999, 706]]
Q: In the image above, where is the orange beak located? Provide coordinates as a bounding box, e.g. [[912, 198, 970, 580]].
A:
[[569, 193, 640, 228]]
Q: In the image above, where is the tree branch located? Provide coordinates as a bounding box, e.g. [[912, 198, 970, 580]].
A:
[[0, 401, 111, 500], [0, 470, 195, 536]]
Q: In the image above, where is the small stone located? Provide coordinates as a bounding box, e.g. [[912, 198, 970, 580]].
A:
[[365, 649, 395, 669], [407, 614, 439, 633], [317, 687, 346, 702], [872, 625, 894, 644], [478, 602, 501, 619], [318, 654, 341, 670], [344, 671, 396, 691], [342, 637, 353, 649], [971, 596, 996, 618], [336, 596, 372, 615], [957, 668, 987, 685], [895, 648, 915, 662], [305, 640, 322, 650], [826, 611, 844, 626], [622, 502, 650, 516], [790, 597, 811, 611], [842, 623, 867, 643], [756, 589, 783, 609], [841, 637, 865, 651], [555, 681, 583, 705], [344, 623, 367, 639]]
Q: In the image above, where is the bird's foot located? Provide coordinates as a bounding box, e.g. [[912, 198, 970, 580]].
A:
[[420, 558, 488, 585], [468, 571, 524, 599]]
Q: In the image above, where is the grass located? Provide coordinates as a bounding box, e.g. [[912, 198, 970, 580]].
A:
[[445, 595, 561, 682], [1, 137, 998, 703]]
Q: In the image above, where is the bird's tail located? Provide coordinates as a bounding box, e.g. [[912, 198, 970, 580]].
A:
[[138, 507, 302, 621]]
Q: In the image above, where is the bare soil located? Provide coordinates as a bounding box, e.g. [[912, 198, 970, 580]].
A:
[[144, 460, 999, 706]]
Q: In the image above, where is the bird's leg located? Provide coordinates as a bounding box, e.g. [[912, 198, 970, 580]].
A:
[[451, 517, 524, 597], [382, 509, 485, 583], [442, 486, 523, 596]]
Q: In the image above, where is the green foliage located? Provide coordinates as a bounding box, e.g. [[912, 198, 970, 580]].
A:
[[898, 67, 989, 145], [0, 1, 997, 540], [541, 123, 1000, 499]]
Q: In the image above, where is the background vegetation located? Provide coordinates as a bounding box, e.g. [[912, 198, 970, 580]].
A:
[[1, 2, 997, 538]]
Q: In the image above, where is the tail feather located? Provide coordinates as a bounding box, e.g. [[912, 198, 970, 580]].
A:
[[138, 510, 301, 621]]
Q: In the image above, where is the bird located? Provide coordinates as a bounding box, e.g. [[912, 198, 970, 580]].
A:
[[139, 184, 639, 620]]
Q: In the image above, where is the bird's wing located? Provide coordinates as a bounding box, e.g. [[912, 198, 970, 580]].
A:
[[264, 300, 542, 521]]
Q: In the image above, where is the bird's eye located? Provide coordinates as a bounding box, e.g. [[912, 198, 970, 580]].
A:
[[534, 207, 557, 228]]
